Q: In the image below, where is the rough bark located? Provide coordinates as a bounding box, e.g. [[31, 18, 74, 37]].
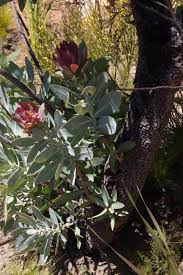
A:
[[114, 0, 183, 209]]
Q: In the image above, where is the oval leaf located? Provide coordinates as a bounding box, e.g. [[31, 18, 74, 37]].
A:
[[50, 84, 69, 102], [12, 138, 35, 147], [63, 115, 92, 136], [94, 91, 122, 117]]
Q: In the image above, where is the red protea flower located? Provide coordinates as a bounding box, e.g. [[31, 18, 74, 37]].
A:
[[14, 102, 45, 132], [53, 41, 87, 75]]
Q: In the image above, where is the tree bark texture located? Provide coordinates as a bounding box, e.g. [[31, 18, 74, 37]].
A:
[[114, 0, 183, 209]]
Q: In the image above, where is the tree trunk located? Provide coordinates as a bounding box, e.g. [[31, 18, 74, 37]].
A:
[[114, 0, 183, 210]]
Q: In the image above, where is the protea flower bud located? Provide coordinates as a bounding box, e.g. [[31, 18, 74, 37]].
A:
[[53, 41, 87, 75]]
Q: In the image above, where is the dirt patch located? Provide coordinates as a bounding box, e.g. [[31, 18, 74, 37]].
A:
[[48, 0, 64, 27], [0, 232, 16, 274], [0, 206, 16, 274]]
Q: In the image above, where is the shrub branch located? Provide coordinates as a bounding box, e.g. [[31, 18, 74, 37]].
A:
[[0, 68, 54, 113], [10, 0, 44, 81]]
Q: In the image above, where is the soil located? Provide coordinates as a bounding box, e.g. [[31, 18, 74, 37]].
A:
[[0, 232, 15, 274], [0, 204, 17, 274]]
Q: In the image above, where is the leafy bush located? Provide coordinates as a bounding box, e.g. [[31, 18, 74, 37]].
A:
[[0, 40, 131, 265]]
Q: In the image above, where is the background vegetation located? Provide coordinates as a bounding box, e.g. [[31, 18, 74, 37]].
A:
[[0, 5, 12, 41], [28, 0, 137, 87]]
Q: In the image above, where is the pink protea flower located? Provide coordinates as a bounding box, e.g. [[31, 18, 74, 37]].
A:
[[53, 41, 87, 75], [14, 102, 45, 132]]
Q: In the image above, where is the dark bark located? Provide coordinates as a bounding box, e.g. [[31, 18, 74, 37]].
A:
[[114, 0, 183, 210]]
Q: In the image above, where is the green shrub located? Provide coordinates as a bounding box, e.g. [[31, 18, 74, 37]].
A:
[[0, 40, 130, 265]]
